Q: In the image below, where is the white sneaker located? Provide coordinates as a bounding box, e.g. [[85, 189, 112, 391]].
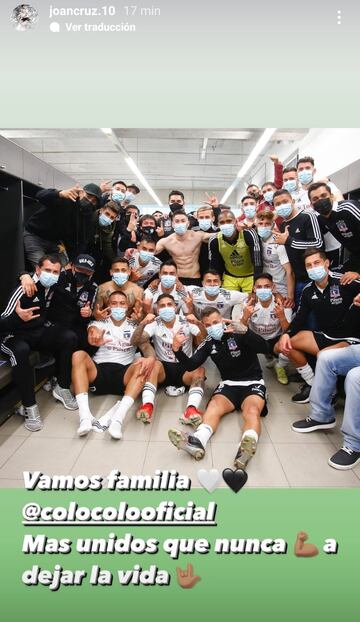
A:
[[53, 384, 78, 410], [108, 419, 123, 440], [165, 385, 186, 397], [77, 417, 95, 437], [22, 404, 43, 432]]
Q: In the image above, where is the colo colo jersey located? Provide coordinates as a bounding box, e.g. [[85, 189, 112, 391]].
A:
[[261, 237, 290, 296], [287, 272, 360, 338], [129, 252, 162, 287], [144, 315, 200, 363], [248, 298, 292, 340], [144, 282, 187, 314], [186, 286, 248, 319], [175, 329, 269, 382], [90, 318, 138, 365]]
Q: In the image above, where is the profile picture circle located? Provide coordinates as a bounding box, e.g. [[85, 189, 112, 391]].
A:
[[11, 4, 39, 31]]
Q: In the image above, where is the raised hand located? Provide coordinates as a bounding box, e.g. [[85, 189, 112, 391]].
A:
[[59, 185, 81, 202], [88, 327, 113, 346], [15, 300, 40, 322], [172, 330, 190, 352], [80, 302, 92, 318], [273, 226, 290, 245], [176, 564, 201, 589], [131, 298, 145, 323], [100, 179, 112, 193], [204, 192, 219, 208], [94, 304, 111, 320]]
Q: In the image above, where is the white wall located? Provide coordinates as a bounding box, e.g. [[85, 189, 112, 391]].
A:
[[252, 128, 360, 189]]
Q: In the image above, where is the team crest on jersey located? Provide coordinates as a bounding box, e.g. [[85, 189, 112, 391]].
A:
[[227, 337, 239, 355], [216, 302, 224, 309], [336, 220, 348, 233], [330, 285, 340, 299], [79, 291, 89, 302], [123, 331, 131, 339]]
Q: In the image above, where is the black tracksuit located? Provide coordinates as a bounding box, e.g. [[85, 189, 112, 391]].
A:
[[47, 270, 97, 351], [0, 277, 78, 406], [26, 189, 96, 262], [318, 200, 360, 271], [175, 329, 269, 382], [287, 273, 360, 338], [280, 210, 324, 281]]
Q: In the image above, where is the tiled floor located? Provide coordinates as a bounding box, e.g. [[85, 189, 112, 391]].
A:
[[1, 356, 360, 488]]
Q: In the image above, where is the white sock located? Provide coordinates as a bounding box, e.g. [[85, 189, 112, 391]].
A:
[[186, 386, 204, 409], [112, 396, 134, 424], [242, 429, 259, 443], [76, 393, 92, 420], [93, 402, 121, 431], [193, 423, 213, 448], [142, 382, 156, 406], [297, 363, 314, 386], [276, 354, 289, 368]]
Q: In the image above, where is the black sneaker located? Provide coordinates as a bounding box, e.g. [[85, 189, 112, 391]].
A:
[[168, 428, 205, 460], [291, 383, 311, 404], [328, 447, 360, 470], [292, 416, 336, 433]]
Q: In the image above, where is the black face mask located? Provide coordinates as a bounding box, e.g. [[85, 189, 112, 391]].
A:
[[169, 203, 183, 214], [74, 271, 90, 286], [78, 197, 94, 213], [313, 198, 332, 216], [142, 226, 155, 236]]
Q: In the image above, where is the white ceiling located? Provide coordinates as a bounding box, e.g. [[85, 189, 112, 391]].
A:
[[0, 128, 309, 203]]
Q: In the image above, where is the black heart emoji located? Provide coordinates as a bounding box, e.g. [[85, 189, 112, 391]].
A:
[[222, 468, 248, 492]]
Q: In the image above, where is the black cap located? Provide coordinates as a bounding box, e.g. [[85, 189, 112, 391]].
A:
[[83, 183, 102, 203], [74, 254, 96, 272]]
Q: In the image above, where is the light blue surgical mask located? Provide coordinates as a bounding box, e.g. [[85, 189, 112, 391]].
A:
[[263, 190, 274, 203], [173, 223, 188, 236], [244, 206, 256, 219], [256, 287, 273, 302], [112, 190, 126, 203], [111, 307, 126, 321], [298, 170, 313, 185], [275, 203, 293, 219], [220, 223, 235, 238], [198, 219, 212, 231], [307, 266, 327, 281], [39, 271, 59, 288], [158, 307, 176, 322], [207, 323, 224, 341], [139, 250, 154, 264], [257, 226, 273, 240], [125, 191, 135, 202], [112, 272, 129, 286], [283, 180, 297, 193], [160, 275, 176, 289], [99, 213, 113, 228], [204, 285, 220, 297]]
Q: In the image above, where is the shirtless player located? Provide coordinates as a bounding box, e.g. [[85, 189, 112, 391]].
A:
[[155, 211, 213, 287]]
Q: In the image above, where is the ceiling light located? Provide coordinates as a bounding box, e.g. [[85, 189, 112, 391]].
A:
[[220, 128, 277, 203]]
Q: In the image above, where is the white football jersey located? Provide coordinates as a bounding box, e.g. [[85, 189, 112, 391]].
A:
[[90, 318, 138, 365], [129, 252, 162, 287], [248, 298, 292, 340], [186, 286, 247, 319], [144, 315, 200, 362]]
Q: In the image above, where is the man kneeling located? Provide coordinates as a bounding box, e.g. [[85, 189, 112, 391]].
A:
[[72, 291, 152, 439], [168, 307, 269, 469]]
